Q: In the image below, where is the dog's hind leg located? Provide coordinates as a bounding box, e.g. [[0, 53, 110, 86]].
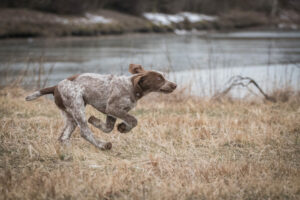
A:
[[59, 110, 77, 143], [67, 98, 112, 150], [57, 80, 111, 150], [88, 115, 116, 133]]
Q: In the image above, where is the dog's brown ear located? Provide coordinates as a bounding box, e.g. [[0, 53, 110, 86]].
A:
[[131, 74, 144, 98], [129, 64, 145, 74]]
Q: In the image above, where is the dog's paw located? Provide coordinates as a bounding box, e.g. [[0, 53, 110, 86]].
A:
[[117, 123, 130, 133], [88, 115, 99, 125], [96, 140, 112, 150], [100, 142, 112, 150]]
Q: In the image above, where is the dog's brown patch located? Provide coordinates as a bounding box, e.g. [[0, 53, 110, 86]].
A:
[[39, 86, 56, 95], [67, 74, 80, 81], [131, 74, 144, 99], [129, 64, 145, 74], [131, 71, 166, 99], [139, 71, 165, 91], [54, 86, 65, 110], [53, 74, 80, 110]]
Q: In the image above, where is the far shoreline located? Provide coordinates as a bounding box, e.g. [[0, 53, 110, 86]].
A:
[[1, 8, 299, 40]]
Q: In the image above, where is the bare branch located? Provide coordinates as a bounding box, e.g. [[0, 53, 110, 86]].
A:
[[212, 76, 276, 102]]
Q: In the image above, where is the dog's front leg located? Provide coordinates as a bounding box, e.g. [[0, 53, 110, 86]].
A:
[[88, 115, 116, 133], [106, 108, 137, 133]]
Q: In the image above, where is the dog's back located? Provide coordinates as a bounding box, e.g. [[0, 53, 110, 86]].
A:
[[61, 73, 134, 113]]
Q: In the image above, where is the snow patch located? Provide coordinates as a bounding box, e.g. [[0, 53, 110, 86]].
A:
[[143, 12, 216, 26], [85, 13, 112, 24], [55, 13, 113, 25], [143, 13, 181, 25], [180, 12, 216, 23]]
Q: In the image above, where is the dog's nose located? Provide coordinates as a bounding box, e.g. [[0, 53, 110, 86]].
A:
[[171, 83, 177, 89]]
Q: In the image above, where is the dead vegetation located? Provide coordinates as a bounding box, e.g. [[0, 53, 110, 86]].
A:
[[0, 86, 299, 199], [212, 75, 276, 102]]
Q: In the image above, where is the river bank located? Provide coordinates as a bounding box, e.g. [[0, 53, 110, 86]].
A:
[[1, 8, 299, 38]]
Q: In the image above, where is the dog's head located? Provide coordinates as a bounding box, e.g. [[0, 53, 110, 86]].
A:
[[129, 64, 177, 98]]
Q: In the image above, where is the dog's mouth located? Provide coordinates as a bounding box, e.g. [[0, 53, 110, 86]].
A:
[[158, 81, 177, 94], [159, 88, 174, 93]]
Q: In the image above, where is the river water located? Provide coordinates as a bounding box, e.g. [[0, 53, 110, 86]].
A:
[[0, 31, 299, 97]]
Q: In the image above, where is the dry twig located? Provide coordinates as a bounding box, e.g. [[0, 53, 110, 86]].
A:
[[212, 75, 276, 102]]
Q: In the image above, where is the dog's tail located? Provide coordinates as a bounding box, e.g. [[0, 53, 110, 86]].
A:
[[25, 86, 56, 101]]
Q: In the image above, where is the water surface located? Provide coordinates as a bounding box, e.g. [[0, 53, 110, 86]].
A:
[[0, 31, 299, 96]]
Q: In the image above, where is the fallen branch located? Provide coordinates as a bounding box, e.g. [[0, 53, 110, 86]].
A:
[[212, 75, 276, 102]]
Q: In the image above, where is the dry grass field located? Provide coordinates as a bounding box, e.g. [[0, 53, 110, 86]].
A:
[[0, 86, 299, 199]]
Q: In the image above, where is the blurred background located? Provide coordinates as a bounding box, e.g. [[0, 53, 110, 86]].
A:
[[0, 0, 299, 98]]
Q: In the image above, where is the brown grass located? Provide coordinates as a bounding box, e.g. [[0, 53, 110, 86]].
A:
[[0, 87, 299, 199]]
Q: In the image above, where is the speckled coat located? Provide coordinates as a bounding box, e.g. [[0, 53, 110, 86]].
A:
[[25, 64, 177, 150]]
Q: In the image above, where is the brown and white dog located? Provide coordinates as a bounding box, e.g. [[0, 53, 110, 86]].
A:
[[25, 64, 177, 150]]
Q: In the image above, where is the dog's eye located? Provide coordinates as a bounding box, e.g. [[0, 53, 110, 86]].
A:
[[157, 76, 164, 81]]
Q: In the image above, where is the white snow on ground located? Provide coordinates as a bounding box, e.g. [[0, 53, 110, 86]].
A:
[[55, 12, 214, 27], [54, 13, 113, 25], [143, 12, 216, 26], [168, 63, 300, 98], [143, 13, 181, 25], [85, 13, 112, 24], [180, 12, 216, 23]]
